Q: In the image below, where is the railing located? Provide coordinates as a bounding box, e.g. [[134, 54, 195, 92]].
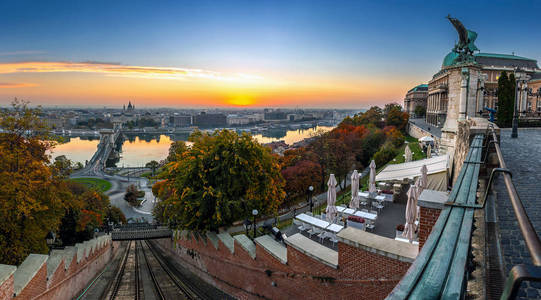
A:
[[483, 125, 541, 299]]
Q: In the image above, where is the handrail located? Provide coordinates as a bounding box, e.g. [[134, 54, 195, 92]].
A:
[[484, 125, 541, 299]]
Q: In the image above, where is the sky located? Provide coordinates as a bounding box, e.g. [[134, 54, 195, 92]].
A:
[[0, 0, 540, 108]]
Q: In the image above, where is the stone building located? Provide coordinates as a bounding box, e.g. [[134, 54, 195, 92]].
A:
[[403, 84, 428, 117], [426, 53, 541, 128]]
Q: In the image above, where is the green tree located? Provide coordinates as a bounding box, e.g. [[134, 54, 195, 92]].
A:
[[146, 160, 160, 176], [166, 141, 188, 163], [384, 103, 409, 132], [496, 72, 516, 127], [154, 130, 285, 231]]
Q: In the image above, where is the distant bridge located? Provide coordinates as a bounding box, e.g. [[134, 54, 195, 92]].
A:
[[73, 122, 123, 176], [111, 223, 172, 241]]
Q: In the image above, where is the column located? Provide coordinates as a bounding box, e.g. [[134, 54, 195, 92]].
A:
[[477, 74, 486, 114], [521, 81, 528, 115], [458, 68, 469, 120]]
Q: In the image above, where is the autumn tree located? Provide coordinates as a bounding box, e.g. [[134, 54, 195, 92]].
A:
[[154, 130, 285, 231], [384, 103, 409, 132], [145, 160, 160, 176], [166, 141, 188, 163], [0, 100, 66, 264], [281, 160, 322, 205]]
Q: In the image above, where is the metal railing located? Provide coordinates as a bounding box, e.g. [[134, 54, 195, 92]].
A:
[[483, 124, 541, 299]]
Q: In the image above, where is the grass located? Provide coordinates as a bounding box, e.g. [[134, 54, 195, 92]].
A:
[[390, 135, 426, 165], [71, 177, 112, 193]]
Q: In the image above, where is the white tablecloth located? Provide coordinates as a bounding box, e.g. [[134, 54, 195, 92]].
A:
[[326, 224, 343, 233], [358, 191, 369, 198], [342, 208, 356, 215], [295, 213, 330, 229], [353, 211, 377, 221], [335, 206, 346, 213]]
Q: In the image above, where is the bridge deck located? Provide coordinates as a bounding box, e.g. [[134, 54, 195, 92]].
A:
[[387, 135, 484, 299]]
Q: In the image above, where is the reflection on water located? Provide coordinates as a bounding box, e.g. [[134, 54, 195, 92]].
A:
[[50, 126, 334, 166], [118, 135, 173, 167], [252, 126, 333, 145], [51, 137, 99, 165]]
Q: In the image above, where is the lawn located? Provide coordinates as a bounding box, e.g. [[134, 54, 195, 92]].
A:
[[71, 177, 112, 193]]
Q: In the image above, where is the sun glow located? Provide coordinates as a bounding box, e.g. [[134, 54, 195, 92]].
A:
[[227, 94, 255, 106]]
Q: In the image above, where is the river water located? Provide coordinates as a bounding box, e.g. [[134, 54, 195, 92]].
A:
[[51, 126, 333, 166]]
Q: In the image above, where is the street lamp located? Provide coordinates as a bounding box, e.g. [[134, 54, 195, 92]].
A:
[[252, 209, 259, 238], [243, 219, 252, 236], [46, 231, 56, 249], [307, 185, 314, 213]]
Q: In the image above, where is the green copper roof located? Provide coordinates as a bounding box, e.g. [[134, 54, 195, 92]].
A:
[[474, 52, 537, 62], [408, 84, 428, 93], [442, 51, 460, 67]]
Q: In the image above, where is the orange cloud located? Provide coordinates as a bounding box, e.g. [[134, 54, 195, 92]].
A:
[[0, 61, 263, 82], [0, 82, 37, 88]]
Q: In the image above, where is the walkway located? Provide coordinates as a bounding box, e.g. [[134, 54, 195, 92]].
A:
[[409, 118, 442, 138], [495, 128, 541, 299]]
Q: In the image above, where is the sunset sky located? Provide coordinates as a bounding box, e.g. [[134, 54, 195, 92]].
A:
[[0, 0, 540, 108]]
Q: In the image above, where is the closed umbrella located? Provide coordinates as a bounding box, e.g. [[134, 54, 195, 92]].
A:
[[419, 164, 428, 192], [325, 174, 338, 223], [426, 144, 432, 158], [349, 170, 360, 209], [368, 160, 377, 196], [403, 184, 418, 243], [404, 144, 413, 162]]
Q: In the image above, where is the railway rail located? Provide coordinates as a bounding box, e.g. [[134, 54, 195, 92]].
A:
[[77, 240, 211, 300]]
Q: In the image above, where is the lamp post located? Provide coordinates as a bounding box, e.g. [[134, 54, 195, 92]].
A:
[[243, 219, 252, 237], [46, 231, 56, 251], [512, 68, 520, 138], [252, 209, 258, 238], [307, 185, 314, 213]]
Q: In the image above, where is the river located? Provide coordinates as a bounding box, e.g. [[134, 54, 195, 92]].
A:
[[51, 126, 333, 166]]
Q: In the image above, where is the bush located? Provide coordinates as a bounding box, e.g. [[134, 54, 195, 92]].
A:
[[396, 224, 405, 231], [373, 145, 398, 167], [124, 184, 142, 207]]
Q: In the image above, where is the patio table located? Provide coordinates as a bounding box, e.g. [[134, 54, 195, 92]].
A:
[[353, 210, 377, 221], [295, 213, 330, 229], [326, 224, 343, 234]]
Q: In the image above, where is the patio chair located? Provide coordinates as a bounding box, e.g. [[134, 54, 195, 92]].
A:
[[370, 210, 378, 215], [329, 233, 339, 247], [321, 213, 326, 220], [366, 221, 375, 232], [293, 219, 306, 231], [317, 230, 327, 243], [308, 226, 321, 238]]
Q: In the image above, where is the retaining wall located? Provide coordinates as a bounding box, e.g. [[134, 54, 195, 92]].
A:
[[0, 234, 119, 300], [153, 227, 415, 300]]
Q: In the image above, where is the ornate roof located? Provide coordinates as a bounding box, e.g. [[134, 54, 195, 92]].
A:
[[408, 84, 428, 93]]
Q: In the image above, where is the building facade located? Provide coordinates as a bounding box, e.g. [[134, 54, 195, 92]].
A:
[[193, 112, 227, 128], [403, 84, 428, 118]]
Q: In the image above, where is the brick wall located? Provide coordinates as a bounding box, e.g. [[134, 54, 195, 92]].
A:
[[0, 276, 13, 300], [153, 231, 412, 300], [418, 206, 442, 249], [0, 236, 117, 300]]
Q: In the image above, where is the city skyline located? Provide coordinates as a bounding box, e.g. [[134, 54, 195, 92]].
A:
[[1, 0, 540, 108]]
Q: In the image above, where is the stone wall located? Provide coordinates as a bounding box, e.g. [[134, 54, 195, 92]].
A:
[[153, 228, 415, 300], [0, 234, 118, 300]]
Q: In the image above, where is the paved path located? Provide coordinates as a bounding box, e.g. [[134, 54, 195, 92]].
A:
[[495, 128, 541, 299], [409, 118, 442, 138]]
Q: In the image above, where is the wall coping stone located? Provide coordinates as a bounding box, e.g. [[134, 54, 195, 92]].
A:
[[217, 233, 235, 254], [254, 235, 287, 264], [62, 247, 77, 269], [206, 232, 219, 250], [418, 189, 449, 209], [46, 250, 65, 279], [337, 228, 418, 263], [13, 254, 48, 296], [0, 265, 16, 287], [284, 233, 338, 269], [233, 234, 256, 259]]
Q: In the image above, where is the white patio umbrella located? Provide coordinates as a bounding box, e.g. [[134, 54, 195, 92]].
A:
[[426, 144, 432, 158], [404, 144, 413, 162], [349, 170, 360, 209], [419, 164, 428, 191], [419, 136, 434, 143], [368, 160, 377, 195], [403, 184, 418, 243], [325, 174, 338, 223]]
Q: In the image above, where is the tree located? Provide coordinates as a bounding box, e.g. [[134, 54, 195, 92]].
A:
[[373, 144, 398, 167], [384, 103, 409, 132], [166, 141, 188, 163], [414, 105, 426, 117], [281, 160, 322, 205], [124, 184, 141, 207], [146, 160, 160, 176], [496, 72, 515, 127], [0, 99, 66, 264], [154, 130, 285, 231]]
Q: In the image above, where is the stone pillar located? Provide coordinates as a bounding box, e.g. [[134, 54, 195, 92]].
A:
[[417, 189, 448, 249], [477, 74, 487, 114], [458, 68, 469, 120], [521, 81, 528, 115]]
